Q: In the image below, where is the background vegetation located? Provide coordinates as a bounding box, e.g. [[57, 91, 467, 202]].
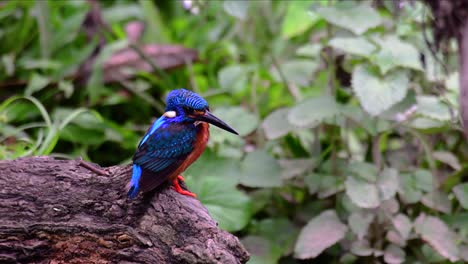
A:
[[1, 0, 467, 263]]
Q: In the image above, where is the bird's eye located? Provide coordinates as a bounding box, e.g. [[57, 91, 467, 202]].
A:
[[183, 106, 194, 114]]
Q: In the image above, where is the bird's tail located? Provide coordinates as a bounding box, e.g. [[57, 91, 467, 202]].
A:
[[127, 164, 142, 199]]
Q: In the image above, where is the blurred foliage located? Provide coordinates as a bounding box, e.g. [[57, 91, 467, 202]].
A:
[[1, 0, 467, 263]]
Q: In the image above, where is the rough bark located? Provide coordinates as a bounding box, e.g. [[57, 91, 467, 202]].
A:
[[0, 157, 249, 264]]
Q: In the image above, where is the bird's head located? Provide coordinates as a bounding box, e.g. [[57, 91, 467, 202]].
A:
[[163, 89, 238, 135]]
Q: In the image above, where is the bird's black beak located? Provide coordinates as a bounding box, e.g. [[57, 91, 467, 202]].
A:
[[196, 111, 238, 135]]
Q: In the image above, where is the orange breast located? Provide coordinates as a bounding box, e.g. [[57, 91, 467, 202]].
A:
[[169, 122, 209, 180]]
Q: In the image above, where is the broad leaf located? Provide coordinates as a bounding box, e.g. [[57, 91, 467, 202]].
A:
[[250, 218, 298, 257], [223, 0, 249, 20], [329, 37, 376, 58], [377, 167, 399, 200], [416, 95, 452, 121], [349, 212, 374, 240], [288, 95, 340, 128], [240, 150, 282, 188], [242, 236, 282, 264], [282, 1, 319, 38], [186, 176, 252, 232], [346, 176, 380, 208], [262, 108, 295, 140], [271, 60, 318, 86], [392, 214, 412, 240], [453, 183, 468, 210], [317, 2, 382, 35], [212, 106, 258, 137], [384, 245, 405, 264], [373, 36, 423, 74], [218, 64, 251, 94], [421, 191, 451, 214], [294, 210, 347, 259], [352, 65, 409, 116], [414, 214, 459, 262]]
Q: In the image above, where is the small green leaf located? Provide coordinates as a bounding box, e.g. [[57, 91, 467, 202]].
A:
[[288, 95, 340, 128], [416, 95, 452, 121], [262, 108, 295, 140], [212, 106, 258, 137], [398, 173, 423, 204], [452, 183, 468, 210], [377, 167, 399, 201], [250, 218, 298, 257], [240, 150, 282, 188], [279, 158, 314, 180], [413, 169, 433, 192], [294, 210, 347, 259], [373, 36, 423, 74], [281, 1, 319, 38], [242, 236, 282, 264], [24, 73, 50, 96], [352, 65, 409, 116], [384, 245, 405, 264], [317, 2, 382, 35], [349, 212, 374, 240], [186, 176, 252, 232], [329, 37, 376, 57], [223, 0, 249, 20], [421, 191, 452, 214], [348, 161, 378, 182], [415, 214, 459, 262], [218, 65, 251, 93], [346, 176, 380, 208], [433, 151, 461, 170], [271, 60, 318, 87], [392, 214, 412, 241]]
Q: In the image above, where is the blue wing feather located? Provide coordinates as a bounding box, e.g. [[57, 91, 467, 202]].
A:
[[127, 119, 197, 198]]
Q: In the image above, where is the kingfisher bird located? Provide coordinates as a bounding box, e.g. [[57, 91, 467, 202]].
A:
[[127, 89, 238, 199]]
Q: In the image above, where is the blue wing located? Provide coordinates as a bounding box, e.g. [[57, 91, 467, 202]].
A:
[[127, 117, 197, 198]]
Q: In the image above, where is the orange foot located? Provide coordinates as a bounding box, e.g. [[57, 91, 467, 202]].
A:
[[171, 175, 197, 198]]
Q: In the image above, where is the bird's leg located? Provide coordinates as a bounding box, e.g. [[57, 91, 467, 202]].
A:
[[171, 175, 197, 197]]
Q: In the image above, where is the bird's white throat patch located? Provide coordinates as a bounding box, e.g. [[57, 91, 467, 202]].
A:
[[163, 111, 177, 118]]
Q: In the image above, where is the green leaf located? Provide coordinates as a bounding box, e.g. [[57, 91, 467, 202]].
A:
[[352, 65, 409, 116], [186, 176, 252, 232], [288, 95, 340, 128], [392, 214, 412, 240], [294, 210, 348, 259], [349, 212, 374, 240], [377, 167, 399, 201], [453, 183, 468, 210], [261, 108, 295, 140], [243, 236, 282, 264], [250, 218, 298, 257], [433, 151, 461, 170], [414, 214, 459, 262], [218, 65, 251, 94], [346, 176, 380, 208], [212, 106, 258, 137], [398, 173, 423, 204], [24, 73, 50, 96], [413, 169, 433, 192], [240, 150, 282, 188], [348, 161, 378, 181], [296, 43, 322, 57], [185, 149, 241, 183], [281, 1, 319, 38], [384, 245, 405, 264], [373, 36, 423, 74], [223, 0, 249, 20], [271, 60, 318, 86], [421, 191, 451, 214], [317, 2, 382, 35], [329, 37, 376, 57], [416, 95, 452, 121]]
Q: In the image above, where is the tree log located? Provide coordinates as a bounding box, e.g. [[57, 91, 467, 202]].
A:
[[0, 157, 249, 264]]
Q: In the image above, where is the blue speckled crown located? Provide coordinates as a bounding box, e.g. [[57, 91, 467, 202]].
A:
[[165, 89, 208, 111]]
